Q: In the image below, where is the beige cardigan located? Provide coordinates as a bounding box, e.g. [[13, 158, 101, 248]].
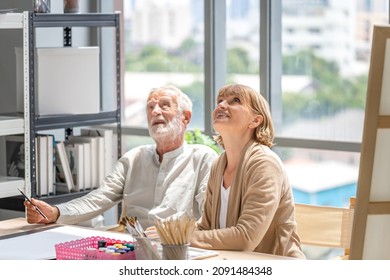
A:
[[190, 140, 305, 258]]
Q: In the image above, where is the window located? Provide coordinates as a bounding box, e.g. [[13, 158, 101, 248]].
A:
[[119, 0, 390, 259], [226, 0, 260, 90], [277, 0, 388, 209], [123, 0, 205, 131]]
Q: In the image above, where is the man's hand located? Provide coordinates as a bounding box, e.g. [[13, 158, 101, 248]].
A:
[[23, 198, 59, 224]]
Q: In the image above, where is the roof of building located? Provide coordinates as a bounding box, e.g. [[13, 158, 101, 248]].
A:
[[284, 159, 359, 193]]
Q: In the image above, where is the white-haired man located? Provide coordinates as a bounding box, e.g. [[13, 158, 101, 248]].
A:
[[24, 85, 218, 228]]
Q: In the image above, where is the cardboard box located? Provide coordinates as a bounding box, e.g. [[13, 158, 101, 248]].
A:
[[16, 47, 100, 115]]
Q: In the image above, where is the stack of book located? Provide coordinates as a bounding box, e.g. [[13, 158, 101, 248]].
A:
[[0, 127, 114, 196], [57, 127, 114, 193]]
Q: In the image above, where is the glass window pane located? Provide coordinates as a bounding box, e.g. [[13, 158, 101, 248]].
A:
[[123, 0, 205, 130], [226, 0, 260, 90], [279, 0, 388, 141], [273, 146, 360, 207]]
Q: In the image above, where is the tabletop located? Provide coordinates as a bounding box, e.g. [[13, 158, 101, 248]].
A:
[[0, 218, 295, 260]]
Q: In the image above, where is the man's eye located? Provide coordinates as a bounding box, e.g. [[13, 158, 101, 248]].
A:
[[233, 97, 240, 103]]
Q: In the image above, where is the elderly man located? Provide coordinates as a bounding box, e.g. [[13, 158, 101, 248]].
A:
[[24, 85, 218, 228]]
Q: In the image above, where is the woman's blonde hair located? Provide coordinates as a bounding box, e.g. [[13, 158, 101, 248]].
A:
[[214, 84, 275, 148]]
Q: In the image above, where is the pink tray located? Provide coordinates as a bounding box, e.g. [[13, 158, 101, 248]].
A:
[[55, 236, 136, 260]]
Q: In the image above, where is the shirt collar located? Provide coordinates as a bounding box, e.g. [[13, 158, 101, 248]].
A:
[[152, 142, 187, 165]]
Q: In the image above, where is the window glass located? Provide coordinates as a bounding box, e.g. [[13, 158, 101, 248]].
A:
[[273, 147, 360, 207], [276, 1, 389, 259], [123, 0, 205, 130], [275, 2, 388, 231], [226, 0, 260, 90], [279, 0, 388, 141]]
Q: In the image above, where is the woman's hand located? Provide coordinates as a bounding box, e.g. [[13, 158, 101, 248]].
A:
[[144, 226, 160, 239]]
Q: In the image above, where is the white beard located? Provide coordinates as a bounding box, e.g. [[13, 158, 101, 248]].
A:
[[149, 114, 183, 143]]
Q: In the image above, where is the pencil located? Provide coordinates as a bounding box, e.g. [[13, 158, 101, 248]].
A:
[[17, 188, 49, 221]]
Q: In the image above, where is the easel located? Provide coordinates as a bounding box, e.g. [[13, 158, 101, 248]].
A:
[[350, 25, 390, 259]]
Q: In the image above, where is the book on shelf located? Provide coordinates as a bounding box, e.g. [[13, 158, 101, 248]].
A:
[[64, 141, 84, 192], [65, 138, 91, 190], [55, 141, 74, 193], [30, 134, 55, 197], [35, 138, 40, 194], [95, 136, 104, 185], [67, 135, 99, 188], [80, 127, 114, 185], [80, 128, 115, 177], [37, 135, 48, 196], [47, 135, 55, 195], [36, 134, 55, 196]]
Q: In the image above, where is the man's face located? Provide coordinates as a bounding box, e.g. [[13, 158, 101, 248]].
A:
[[146, 91, 183, 142]]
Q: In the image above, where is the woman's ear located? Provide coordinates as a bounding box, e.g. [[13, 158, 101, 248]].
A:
[[251, 115, 263, 128]]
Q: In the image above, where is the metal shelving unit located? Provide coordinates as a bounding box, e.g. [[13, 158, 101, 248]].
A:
[[0, 12, 122, 211], [0, 12, 26, 199]]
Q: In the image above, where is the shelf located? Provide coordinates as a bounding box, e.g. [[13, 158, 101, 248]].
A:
[[0, 176, 24, 198], [35, 110, 119, 130], [0, 13, 22, 29], [25, 11, 122, 199], [40, 190, 95, 204], [0, 11, 122, 210], [0, 189, 94, 211], [0, 116, 24, 136], [32, 13, 118, 28]]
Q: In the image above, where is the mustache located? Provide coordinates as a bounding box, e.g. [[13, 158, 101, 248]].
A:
[[150, 117, 166, 124]]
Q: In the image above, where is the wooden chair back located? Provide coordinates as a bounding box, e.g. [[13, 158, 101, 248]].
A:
[[295, 198, 355, 259]]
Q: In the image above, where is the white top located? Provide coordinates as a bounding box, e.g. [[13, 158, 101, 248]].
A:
[[57, 143, 218, 228], [219, 181, 230, 229]]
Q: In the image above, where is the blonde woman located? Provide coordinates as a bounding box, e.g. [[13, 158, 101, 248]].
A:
[[190, 84, 305, 258]]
